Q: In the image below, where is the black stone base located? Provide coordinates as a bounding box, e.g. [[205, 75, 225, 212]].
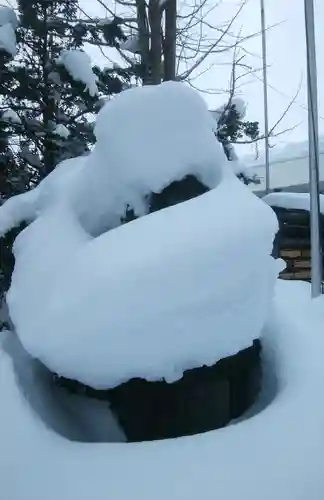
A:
[[54, 339, 261, 442], [108, 340, 261, 441]]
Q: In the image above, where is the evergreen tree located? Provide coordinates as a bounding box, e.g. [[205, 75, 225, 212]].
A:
[[0, 0, 134, 187], [213, 99, 260, 185], [0, 1, 137, 300]]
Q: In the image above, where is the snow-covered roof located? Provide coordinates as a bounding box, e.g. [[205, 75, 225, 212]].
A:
[[1, 82, 280, 389], [263, 191, 324, 214], [247, 138, 324, 193]]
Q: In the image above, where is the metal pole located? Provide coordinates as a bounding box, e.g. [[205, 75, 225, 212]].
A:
[[304, 0, 322, 298], [260, 0, 270, 194]]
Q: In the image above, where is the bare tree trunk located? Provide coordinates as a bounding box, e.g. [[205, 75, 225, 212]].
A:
[[163, 0, 177, 81], [41, 4, 56, 175], [148, 0, 162, 84], [136, 0, 151, 85]]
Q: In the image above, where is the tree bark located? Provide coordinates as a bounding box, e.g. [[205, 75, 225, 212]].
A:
[[163, 0, 177, 81], [136, 0, 151, 85], [148, 0, 162, 84], [41, 4, 56, 175]]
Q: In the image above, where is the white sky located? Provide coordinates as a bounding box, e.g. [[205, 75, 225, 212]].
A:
[[208, 0, 324, 156], [82, 0, 324, 157], [3, 0, 324, 156]]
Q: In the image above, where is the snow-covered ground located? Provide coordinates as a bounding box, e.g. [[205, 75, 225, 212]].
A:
[[1, 81, 322, 499], [1, 280, 324, 500]]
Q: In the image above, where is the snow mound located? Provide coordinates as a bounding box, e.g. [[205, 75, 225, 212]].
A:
[[57, 49, 98, 97], [7, 174, 281, 389], [0, 188, 38, 236], [0, 82, 280, 388], [1, 280, 324, 500], [0, 156, 86, 236], [0, 82, 224, 235], [73, 81, 224, 234]]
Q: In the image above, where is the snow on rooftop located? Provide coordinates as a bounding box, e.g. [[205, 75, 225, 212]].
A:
[[0, 82, 280, 389], [263, 191, 324, 213], [246, 138, 324, 193], [57, 49, 98, 97], [247, 137, 324, 168], [1, 280, 324, 500]]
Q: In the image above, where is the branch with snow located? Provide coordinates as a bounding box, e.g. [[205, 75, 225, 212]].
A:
[[53, 124, 70, 139], [0, 23, 17, 57], [57, 49, 99, 97], [0, 6, 18, 57], [0, 6, 18, 29], [119, 34, 140, 54], [0, 109, 22, 125]]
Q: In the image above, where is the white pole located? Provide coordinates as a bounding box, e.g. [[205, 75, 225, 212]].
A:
[[304, 0, 322, 298], [260, 0, 270, 194]]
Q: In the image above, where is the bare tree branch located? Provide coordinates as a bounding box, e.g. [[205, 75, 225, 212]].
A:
[[176, 0, 247, 81]]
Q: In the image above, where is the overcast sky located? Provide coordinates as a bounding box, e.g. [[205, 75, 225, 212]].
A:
[[4, 0, 323, 156], [83, 0, 324, 157], [206, 0, 324, 154]]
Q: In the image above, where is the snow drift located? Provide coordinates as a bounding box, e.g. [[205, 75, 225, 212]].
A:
[[1, 280, 324, 500], [0, 82, 281, 389]]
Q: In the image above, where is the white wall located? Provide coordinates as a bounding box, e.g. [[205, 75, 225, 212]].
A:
[[248, 151, 324, 193]]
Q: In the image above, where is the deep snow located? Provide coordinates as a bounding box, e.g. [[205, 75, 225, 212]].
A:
[[1, 280, 324, 500], [0, 81, 322, 499], [0, 82, 281, 389], [7, 173, 281, 389], [0, 109, 21, 125]]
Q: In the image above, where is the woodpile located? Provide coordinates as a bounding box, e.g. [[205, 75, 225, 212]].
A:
[[270, 206, 324, 281]]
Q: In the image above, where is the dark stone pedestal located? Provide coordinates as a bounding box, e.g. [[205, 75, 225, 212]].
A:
[[108, 339, 261, 442], [54, 340, 261, 442]]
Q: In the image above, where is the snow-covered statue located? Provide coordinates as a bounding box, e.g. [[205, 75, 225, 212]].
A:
[[0, 82, 281, 441]]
